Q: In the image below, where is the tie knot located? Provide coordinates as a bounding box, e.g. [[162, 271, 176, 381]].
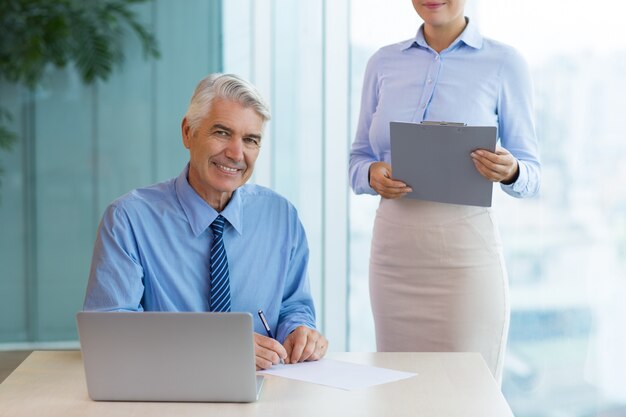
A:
[[211, 215, 226, 237]]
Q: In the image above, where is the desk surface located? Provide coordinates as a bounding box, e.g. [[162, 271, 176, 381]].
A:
[[0, 351, 513, 417]]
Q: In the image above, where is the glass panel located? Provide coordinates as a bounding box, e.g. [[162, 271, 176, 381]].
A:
[[0, 0, 223, 345], [271, 0, 324, 311], [34, 70, 96, 341], [222, 0, 351, 343], [0, 83, 28, 343]]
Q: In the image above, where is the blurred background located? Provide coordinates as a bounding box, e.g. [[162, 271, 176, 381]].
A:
[[1, 1, 625, 415]]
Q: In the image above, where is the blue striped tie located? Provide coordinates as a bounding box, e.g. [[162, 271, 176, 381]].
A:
[[209, 215, 231, 312]]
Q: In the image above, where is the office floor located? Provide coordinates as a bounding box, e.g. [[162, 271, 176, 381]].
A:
[[0, 351, 31, 383]]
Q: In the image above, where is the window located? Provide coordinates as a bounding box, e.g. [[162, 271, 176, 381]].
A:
[[0, 0, 223, 346], [223, 0, 350, 348]]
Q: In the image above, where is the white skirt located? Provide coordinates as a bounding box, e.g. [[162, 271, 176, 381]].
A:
[[369, 197, 509, 384]]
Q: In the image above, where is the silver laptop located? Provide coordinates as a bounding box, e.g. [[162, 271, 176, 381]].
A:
[[76, 311, 263, 402]]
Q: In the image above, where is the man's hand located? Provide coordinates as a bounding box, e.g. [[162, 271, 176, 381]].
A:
[[254, 332, 287, 370], [369, 161, 412, 199], [283, 326, 328, 364], [471, 146, 519, 184]]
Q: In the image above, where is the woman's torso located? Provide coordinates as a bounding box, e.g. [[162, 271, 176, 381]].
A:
[[367, 31, 513, 166]]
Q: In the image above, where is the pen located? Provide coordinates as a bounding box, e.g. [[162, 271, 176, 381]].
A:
[[257, 309, 284, 364], [257, 309, 274, 339]]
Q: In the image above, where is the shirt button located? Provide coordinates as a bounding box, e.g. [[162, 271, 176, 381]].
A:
[[421, 103, 426, 108], [435, 55, 440, 60], [427, 78, 433, 83]]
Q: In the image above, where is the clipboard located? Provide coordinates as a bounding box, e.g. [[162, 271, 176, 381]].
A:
[[390, 121, 497, 207]]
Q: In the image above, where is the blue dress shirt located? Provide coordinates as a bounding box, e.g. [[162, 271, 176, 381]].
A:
[[350, 19, 540, 198], [84, 165, 317, 343]]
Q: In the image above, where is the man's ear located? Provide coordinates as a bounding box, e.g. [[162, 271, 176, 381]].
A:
[[181, 117, 191, 149]]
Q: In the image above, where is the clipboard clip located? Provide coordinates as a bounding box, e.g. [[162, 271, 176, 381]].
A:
[[420, 121, 467, 126]]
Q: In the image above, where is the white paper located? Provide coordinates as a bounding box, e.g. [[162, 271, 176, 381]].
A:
[[258, 358, 416, 390]]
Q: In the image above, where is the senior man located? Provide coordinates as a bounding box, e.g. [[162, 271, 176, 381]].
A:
[[84, 73, 328, 369]]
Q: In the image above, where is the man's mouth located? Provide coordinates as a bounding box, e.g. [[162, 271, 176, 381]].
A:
[[214, 162, 241, 173]]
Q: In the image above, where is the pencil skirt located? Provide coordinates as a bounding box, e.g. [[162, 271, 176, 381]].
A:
[[369, 197, 509, 384]]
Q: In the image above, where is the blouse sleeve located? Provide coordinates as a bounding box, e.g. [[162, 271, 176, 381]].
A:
[[349, 53, 381, 195], [497, 48, 541, 198]]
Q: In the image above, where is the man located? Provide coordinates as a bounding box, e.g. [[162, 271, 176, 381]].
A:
[[84, 73, 328, 369]]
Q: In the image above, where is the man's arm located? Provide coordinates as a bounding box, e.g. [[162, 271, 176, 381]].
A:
[[83, 204, 145, 311], [275, 214, 328, 363]]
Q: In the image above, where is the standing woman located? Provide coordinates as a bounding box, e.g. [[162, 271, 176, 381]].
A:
[[349, 0, 540, 384]]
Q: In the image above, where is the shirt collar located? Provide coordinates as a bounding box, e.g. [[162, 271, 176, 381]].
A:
[[402, 17, 483, 52], [175, 164, 244, 237]]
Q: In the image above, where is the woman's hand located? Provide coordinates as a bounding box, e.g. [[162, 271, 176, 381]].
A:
[[471, 146, 519, 184], [369, 161, 412, 199]]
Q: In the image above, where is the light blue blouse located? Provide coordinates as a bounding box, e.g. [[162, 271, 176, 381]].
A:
[[350, 19, 540, 199]]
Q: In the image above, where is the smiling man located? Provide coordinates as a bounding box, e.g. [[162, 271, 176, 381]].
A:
[[84, 74, 328, 369]]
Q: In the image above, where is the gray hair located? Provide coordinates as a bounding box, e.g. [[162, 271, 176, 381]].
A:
[[184, 73, 271, 133]]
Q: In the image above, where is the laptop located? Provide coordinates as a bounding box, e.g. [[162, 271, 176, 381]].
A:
[[76, 311, 263, 402]]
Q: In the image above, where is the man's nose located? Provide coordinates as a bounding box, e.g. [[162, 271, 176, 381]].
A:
[[224, 137, 244, 161]]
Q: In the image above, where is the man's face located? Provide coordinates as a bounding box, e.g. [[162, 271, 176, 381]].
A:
[[182, 98, 264, 210]]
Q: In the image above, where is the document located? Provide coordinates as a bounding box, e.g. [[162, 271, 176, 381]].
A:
[[258, 358, 416, 390], [390, 121, 497, 207]]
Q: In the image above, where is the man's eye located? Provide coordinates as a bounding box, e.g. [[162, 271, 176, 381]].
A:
[[244, 137, 260, 146], [215, 130, 229, 137]]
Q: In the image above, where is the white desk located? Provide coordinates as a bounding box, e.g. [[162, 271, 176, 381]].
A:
[[0, 351, 513, 417]]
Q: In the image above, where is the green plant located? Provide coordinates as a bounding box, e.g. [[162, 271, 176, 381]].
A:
[[0, 0, 160, 191]]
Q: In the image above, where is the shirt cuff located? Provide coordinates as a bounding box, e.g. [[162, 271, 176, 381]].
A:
[[356, 161, 377, 195], [500, 160, 529, 197], [276, 315, 317, 343]]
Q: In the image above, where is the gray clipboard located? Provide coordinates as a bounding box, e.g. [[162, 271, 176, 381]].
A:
[[390, 121, 497, 207]]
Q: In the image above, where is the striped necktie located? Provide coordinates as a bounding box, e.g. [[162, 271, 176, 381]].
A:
[[209, 215, 231, 312]]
